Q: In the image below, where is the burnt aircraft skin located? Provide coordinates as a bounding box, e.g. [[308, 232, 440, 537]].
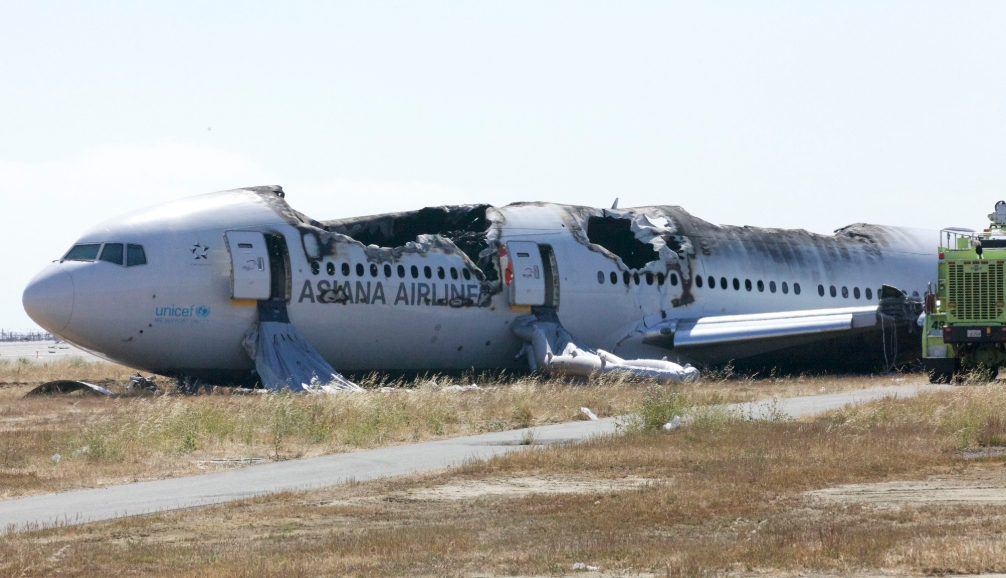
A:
[[22, 186, 935, 382]]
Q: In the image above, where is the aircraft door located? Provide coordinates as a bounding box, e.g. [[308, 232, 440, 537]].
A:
[[225, 231, 272, 300], [507, 241, 549, 306]]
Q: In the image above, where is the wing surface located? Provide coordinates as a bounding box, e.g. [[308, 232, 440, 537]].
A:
[[642, 306, 879, 351]]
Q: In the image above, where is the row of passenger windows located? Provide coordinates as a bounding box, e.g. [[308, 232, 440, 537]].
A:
[[596, 270, 680, 287], [817, 284, 882, 300], [697, 275, 806, 295], [63, 243, 147, 267], [597, 270, 882, 301], [311, 261, 477, 282]]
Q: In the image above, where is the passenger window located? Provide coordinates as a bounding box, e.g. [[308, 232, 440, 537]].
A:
[[854, 287, 861, 299], [609, 271, 617, 284], [757, 280, 764, 292], [411, 265, 419, 278], [311, 262, 320, 275], [126, 244, 147, 267], [342, 263, 350, 276], [326, 262, 335, 276], [708, 276, 714, 289], [696, 275, 703, 288], [657, 273, 665, 286], [437, 266, 445, 280], [384, 264, 392, 277], [424, 266, 432, 279], [450, 267, 458, 280], [720, 277, 727, 289], [645, 272, 654, 285], [670, 273, 678, 286], [398, 265, 406, 278], [463, 269, 471, 281], [829, 285, 837, 297], [597, 271, 604, 284], [782, 281, 789, 294], [769, 281, 776, 293], [356, 263, 365, 277], [63, 243, 101, 261], [370, 264, 378, 277], [733, 278, 740, 291], [633, 273, 640, 285], [744, 279, 752, 291], [99, 243, 124, 265], [794, 283, 800, 294], [866, 287, 873, 300], [841, 286, 848, 298], [623, 272, 631, 285], [818, 284, 825, 297]]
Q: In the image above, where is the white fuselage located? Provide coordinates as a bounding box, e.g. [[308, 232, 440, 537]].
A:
[[22, 188, 936, 379]]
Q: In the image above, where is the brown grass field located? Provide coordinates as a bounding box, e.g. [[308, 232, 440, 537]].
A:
[[0, 357, 904, 499], [9, 383, 1006, 576]]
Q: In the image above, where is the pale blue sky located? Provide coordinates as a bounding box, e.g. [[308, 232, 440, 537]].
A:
[[3, 1, 1006, 329]]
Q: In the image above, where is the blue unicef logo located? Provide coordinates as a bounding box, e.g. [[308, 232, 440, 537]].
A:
[[195, 306, 210, 318]]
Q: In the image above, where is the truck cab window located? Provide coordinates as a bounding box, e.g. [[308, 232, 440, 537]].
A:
[[64, 244, 101, 262], [99, 243, 124, 265], [126, 244, 147, 267]]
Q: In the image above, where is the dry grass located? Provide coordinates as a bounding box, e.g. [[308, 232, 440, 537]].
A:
[[0, 356, 921, 499], [10, 382, 1006, 576], [0, 356, 136, 388]]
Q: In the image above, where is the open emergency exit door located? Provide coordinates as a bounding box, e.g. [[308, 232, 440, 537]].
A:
[[506, 241, 559, 307], [225, 231, 272, 300]]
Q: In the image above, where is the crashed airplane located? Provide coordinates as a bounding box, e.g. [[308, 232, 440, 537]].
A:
[[23, 186, 934, 391]]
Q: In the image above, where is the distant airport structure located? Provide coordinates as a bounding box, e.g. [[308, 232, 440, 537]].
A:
[[0, 329, 54, 343]]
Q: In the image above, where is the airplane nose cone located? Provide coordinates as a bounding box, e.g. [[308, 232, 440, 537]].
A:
[[23, 265, 74, 333]]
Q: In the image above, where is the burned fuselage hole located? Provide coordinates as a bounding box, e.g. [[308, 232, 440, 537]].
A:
[[586, 216, 659, 270], [323, 205, 498, 282]]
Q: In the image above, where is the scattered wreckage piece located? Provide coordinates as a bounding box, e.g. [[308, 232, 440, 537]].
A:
[[25, 380, 114, 397], [127, 373, 158, 395], [512, 312, 699, 383], [242, 302, 362, 393]]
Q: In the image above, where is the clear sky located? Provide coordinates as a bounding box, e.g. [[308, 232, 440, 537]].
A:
[[3, 1, 1005, 329]]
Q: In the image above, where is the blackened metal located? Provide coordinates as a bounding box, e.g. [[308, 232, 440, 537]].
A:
[[586, 216, 659, 269], [324, 205, 491, 265]]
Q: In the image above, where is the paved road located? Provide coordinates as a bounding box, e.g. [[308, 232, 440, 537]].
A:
[[0, 382, 951, 534]]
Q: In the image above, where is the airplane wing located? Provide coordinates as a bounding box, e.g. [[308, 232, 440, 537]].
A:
[[641, 306, 884, 362]]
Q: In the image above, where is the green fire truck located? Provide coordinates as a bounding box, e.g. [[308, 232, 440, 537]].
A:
[[922, 201, 1006, 382]]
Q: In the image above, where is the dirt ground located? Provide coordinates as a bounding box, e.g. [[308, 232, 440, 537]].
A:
[[10, 384, 1006, 576]]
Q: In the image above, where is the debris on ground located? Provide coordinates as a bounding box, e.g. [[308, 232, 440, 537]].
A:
[[572, 562, 599, 571], [581, 407, 598, 420], [440, 384, 482, 392], [127, 373, 158, 394], [25, 380, 115, 397], [512, 311, 699, 383], [662, 416, 682, 430], [209, 458, 265, 464]]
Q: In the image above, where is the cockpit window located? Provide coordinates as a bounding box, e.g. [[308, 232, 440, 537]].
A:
[[126, 244, 147, 267], [63, 244, 101, 261], [99, 243, 124, 265]]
